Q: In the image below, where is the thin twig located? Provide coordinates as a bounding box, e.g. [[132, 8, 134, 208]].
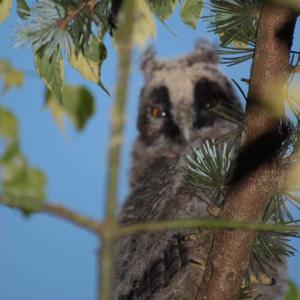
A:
[[2, 194, 300, 239], [117, 218, 300, 237], [56, 0, 96, 30], [0, 195, 102, 235]]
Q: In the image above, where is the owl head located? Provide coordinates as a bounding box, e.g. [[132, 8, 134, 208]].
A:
[[131, 41, 243, 187]]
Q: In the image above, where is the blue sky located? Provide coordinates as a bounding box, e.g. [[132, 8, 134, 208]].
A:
[[0, 3, 299, 300]]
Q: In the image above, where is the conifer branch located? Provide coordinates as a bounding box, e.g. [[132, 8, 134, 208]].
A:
[[199, 2, 298, 300], [56, 0, 97, 30]]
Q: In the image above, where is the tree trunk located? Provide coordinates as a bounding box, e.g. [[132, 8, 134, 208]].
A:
[[199, 2, 298, 299]]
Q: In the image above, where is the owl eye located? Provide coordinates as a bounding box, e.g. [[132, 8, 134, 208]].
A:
[[149, 105, 167, 118], [204, 98, 219, 109]]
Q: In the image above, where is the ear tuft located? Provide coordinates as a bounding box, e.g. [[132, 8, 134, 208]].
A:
[[188, 39, 219, 65], [140, 47, 158, 74]]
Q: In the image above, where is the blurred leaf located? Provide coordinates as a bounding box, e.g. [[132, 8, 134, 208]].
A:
[[46, 96, 64, 130], [149, 0, 179, 20], [133, 0, 156, 46], [34, 51, 64, 103], [69, 38, 109, 95], [3, 152, 46, 201], [0, 107, 46, 213], [180, 0, 203, 29], [0, 142, 19, 164], [16, 0, 30, 19], [285, 280, 299, 300], [0, 60, 24, 92], [0, 106, 18, 142], [0, 0, 12, 23], [114, 0, 156, 48], [46, 85, 95, 131]]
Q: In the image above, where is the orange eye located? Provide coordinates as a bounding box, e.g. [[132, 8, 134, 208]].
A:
[[149, 106, 166, 118]]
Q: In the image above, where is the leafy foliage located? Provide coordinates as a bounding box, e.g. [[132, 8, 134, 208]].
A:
[[45, 85, 95, 131], [14, 0, 109, 100], [285, 280, 300, 300], [16, 0, 30, 19], [0, 60, 24, 92], [0, 107, 46, 211], [12, 0, 208, 102], [69, 38, 109, 95], [0, 0, 12, 23], [149, 0, 179, 20], [34, 50, 64, 103], [180, 0, 204, 29], [2, 153, 46, 201], [114, 0, 156, 48]]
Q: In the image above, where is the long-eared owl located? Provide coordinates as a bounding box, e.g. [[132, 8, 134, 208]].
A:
[[113, 41, 287, 300]]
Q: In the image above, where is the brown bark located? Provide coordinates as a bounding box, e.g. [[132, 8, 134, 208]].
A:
[[199, 2, 298, 300]]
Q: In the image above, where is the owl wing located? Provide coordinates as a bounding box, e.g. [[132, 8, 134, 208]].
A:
[[114, 158, 216, 299]]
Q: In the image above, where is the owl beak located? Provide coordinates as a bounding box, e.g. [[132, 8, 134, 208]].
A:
[[176, 111, 191, 144], [182, 127, 191, 144]]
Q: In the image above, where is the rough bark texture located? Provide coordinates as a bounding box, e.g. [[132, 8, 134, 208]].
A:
[[199, 2, 298, 300]]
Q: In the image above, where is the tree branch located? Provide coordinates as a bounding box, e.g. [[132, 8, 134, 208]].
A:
[[100, 1, 135, 300], [2, 194, 300, 238], [0, 195, 103, 235], [199, 2, 298, 300]]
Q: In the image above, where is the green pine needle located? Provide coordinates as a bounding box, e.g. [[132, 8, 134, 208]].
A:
[[14, 0, 110, 59], [217, 43, 255, 66], [185, 139, 234, 205], [205, 0, 261, 46]]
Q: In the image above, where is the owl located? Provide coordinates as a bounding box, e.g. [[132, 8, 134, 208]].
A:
[[113, 41, 287, 300]]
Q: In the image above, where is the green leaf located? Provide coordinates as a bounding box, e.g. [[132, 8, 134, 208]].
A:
[[0, 106, 18, 142], [0, 195, 44, 213], [285, 280, 299, 300], [3, 153, 46, 201], [0, 0, 12, 23], [16, 0, 30, 19], [69, 38, 109, 95], [0, 60, 24, 92], [149, 0, 179, 20], [45, 85, 95, 131], [0, 107, 46, 213], [0, 142, 19, 164], [84, 38, 107, 64], [34, 51, 64, 103], [114, 0, 156, 48], [180, 0, 203, 29]]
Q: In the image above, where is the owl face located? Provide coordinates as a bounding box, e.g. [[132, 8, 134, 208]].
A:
[[137, 43, 242, 153], [130, 42, 242, 187]]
